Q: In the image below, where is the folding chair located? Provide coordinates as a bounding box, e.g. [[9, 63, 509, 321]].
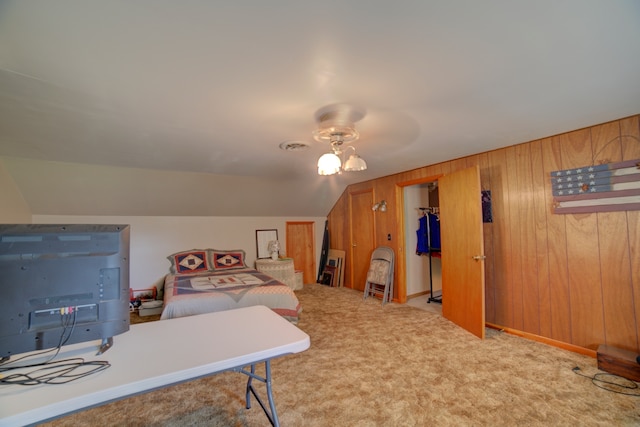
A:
[[363, 246, 395, 305]]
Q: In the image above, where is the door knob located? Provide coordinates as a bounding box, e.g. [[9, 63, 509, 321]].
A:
[[472, 255, 486, 261]]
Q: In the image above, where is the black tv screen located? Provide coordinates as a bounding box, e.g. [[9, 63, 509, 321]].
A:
[[0, 224, 130, 359]]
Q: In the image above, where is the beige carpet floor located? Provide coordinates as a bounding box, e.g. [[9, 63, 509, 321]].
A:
[[45, 284, 639, 426]]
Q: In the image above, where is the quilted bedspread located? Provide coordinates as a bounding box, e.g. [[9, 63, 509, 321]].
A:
[[161, 268, 301, 322]]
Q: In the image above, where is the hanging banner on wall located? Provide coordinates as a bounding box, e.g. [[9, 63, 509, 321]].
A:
[[550, 158, 640, 214], [481, 190, 493, 223]]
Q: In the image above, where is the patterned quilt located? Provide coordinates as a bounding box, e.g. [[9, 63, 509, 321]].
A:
[[161, 268, 301, 322]]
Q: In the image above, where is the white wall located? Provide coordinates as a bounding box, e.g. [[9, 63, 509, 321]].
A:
[[0, 158, 31, 223], [33, 215, 326, 291], [403, 184, 441, 297]]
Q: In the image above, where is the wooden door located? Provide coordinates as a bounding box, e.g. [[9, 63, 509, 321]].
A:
[[286, 221, 316, 284], [439, 166, 486, 339], [349, 189, 375, 291]]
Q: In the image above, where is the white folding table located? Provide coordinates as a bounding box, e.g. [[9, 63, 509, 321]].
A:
[[0, 305, 310, 427]]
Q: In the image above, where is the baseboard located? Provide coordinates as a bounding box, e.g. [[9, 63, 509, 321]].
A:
[[485, 323, 597, 358], [407, 291, 430, 299]]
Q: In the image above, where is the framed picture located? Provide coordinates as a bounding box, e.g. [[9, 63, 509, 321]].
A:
[[327, 249, 345, 287], [482, 190, 493, 223], [256, 229, 278, 259], [322, 264, 337, 287], [320, 269, 334, 286]]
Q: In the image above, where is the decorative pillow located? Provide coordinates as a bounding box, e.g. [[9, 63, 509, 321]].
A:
[[167, 249, 210, 274], [367, 259, 390, 285], [209, 249, 248, 271]]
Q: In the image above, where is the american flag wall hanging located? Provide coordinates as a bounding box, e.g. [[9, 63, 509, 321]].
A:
[[551, 158, 640, 214]]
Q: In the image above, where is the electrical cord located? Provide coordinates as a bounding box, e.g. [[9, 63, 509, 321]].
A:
[[0, 358, 110, 385], [572, 366, 640, 396], [0, 309, 79, 370], [0, 310, 111, 385]]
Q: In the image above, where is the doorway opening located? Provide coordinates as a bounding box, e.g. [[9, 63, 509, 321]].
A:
[[403, 181, 441, 311], [397, 166, 486, 338]]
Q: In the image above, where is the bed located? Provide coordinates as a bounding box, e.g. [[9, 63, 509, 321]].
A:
[[160, 248, 301, 323]]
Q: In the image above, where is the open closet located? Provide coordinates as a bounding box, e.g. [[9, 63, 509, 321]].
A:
[[403, 181, 441, 302], [417, 206, 441, 303]]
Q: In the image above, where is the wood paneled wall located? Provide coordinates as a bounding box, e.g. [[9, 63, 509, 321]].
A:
[[327, 115, 640, 353]]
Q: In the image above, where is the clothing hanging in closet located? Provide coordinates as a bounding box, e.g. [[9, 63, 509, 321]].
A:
[[428, 212, 441, 250], [416, 215, 429, 255], [416, 211, 440, 255]]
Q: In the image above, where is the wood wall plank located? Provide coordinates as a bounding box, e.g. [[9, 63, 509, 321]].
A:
[[561, 128, 606, 350], [542, 135, 572, 343], [450, 157, 467, 173], [628, 209, 640, 351], [531, 139, 552, 338], [592, 121, 623, 164], [516, 144, 540, 334], [516, 143, 539, 335], [620, 116, 640, 351], [598, 211, 635, 348], [505, 146, 522, 329], [621, 115, 640, 159], [327, 115, 640, 353], [486, 149, 511, 326], [591, 121, 636, 350]]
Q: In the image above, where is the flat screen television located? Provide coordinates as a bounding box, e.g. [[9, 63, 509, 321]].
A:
[[0, 224, 130, 359]]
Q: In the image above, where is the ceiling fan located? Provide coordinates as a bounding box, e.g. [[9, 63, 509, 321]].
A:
[[313, 103, 368, 175]]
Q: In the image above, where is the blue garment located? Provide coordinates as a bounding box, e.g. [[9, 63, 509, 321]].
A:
[[416, 213, 441, 255], [428, 213, 441, 250], [416, 215, 429, 255]]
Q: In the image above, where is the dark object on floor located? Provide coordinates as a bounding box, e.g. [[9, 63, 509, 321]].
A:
[[597, 344, 640, 382], [317, 220, 329, 283], [130, 310, 161, 325]]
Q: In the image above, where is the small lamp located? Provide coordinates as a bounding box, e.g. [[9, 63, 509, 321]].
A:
[[316, 134, 367, 176], [317, 152, 342, 175], [343, 152, 367, 172], [372, 200, 387, 212], [267, 240, 280, 260]]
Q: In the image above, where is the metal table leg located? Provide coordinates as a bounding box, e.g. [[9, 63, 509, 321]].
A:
[[237, 360, 279, 427]]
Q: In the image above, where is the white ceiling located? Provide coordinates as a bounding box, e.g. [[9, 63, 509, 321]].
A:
[[1, 1, 639, 217]]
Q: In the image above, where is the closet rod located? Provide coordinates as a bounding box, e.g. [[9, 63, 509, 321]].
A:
[[417, 207, 439, 213]]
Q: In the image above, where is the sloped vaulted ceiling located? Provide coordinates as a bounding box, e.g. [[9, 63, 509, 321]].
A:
[[0, 1, 639, 216]]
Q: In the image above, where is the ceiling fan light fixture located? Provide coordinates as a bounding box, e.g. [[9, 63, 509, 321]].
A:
[[313, 103, 368, 176], [317, 152, 342, 175], [312, 104, 364, 144], [312, 123, 359, 143], [343, 153, 367, 172]]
